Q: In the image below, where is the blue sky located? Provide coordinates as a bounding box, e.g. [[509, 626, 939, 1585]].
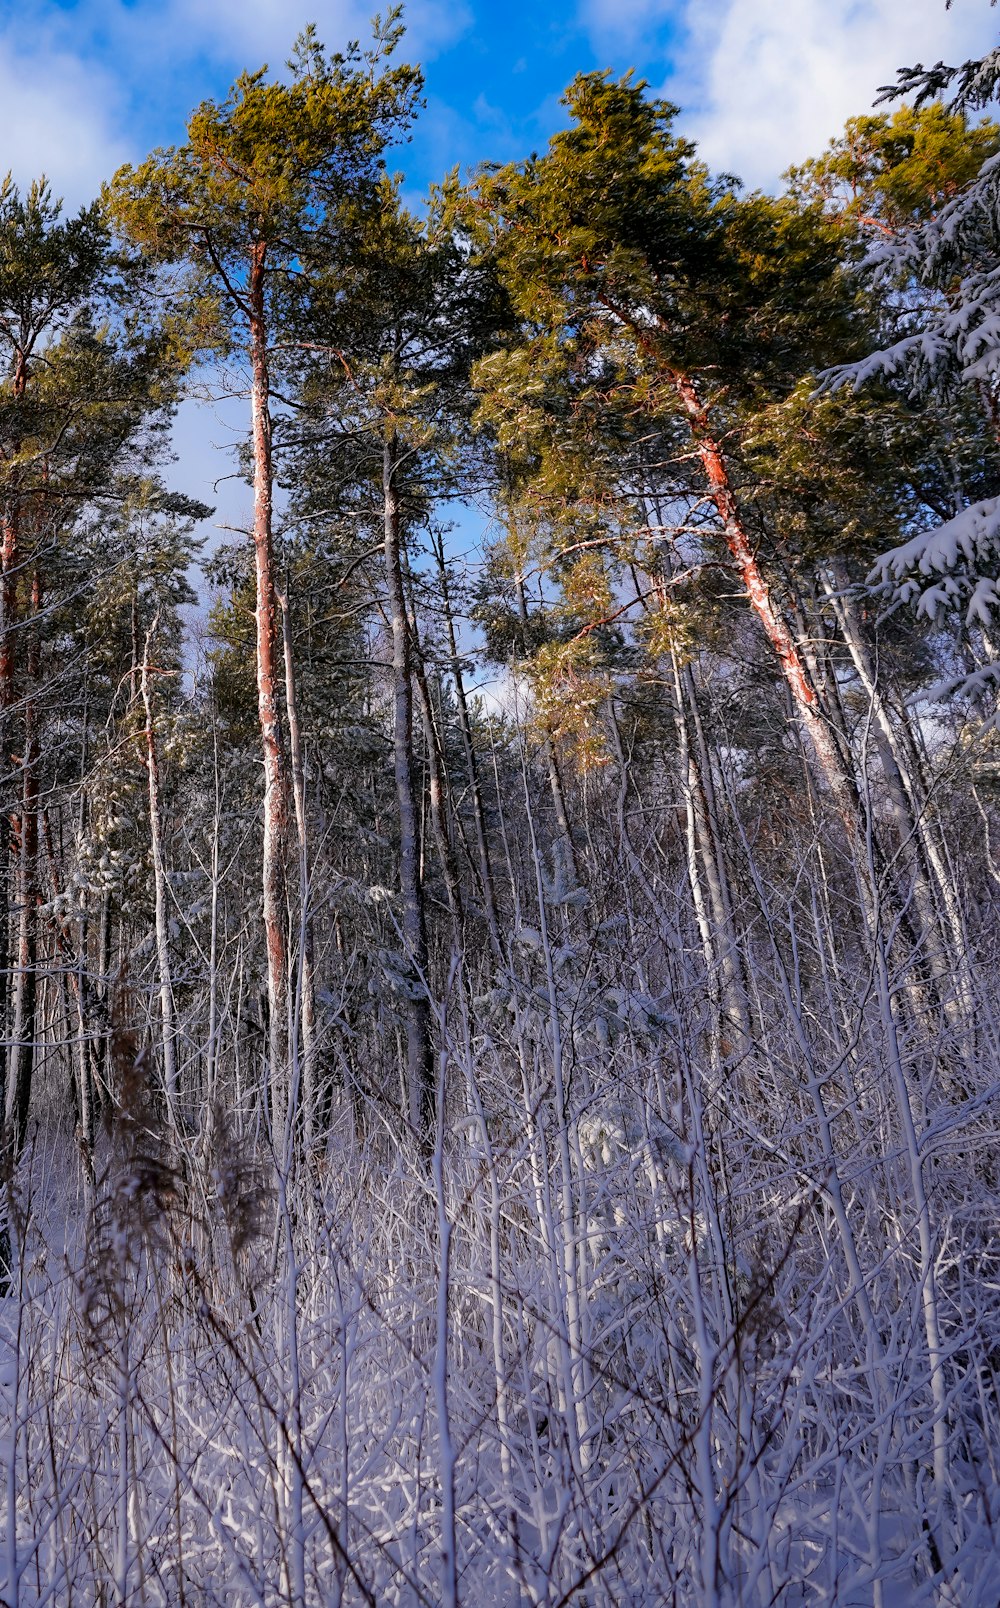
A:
[[2, 0, 997, 206]]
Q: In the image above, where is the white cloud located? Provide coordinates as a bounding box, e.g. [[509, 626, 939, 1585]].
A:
[[0, 0, 472, 212], [163, 0, 367, 67], [577, 0, 998, 189], [0, 40, 128, 206], [23, 0, 470, 87], [669, 0, 999, 190]]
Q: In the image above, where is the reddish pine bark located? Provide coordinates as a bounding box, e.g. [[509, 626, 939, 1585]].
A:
[[671, 370, 857, 823], [0, 354, 27, 734]]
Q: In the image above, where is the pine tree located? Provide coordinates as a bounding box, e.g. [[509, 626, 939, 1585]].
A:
[[0, 177, 183, 1156], [108, 20, 421, 1139], [276, 181, 503, 1144], [468, 71, 868, 822]]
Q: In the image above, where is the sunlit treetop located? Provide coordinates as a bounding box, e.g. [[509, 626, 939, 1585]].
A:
[[785, 104, 1000, 235], [106, 14, 422, 358]]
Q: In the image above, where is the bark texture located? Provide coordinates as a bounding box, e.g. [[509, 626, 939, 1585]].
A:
[[383, 432, 434, 1146], [249, 242, 292, 1136]]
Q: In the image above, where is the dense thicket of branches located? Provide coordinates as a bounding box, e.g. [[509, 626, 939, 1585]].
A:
[[1, 17, 1000, 1606]]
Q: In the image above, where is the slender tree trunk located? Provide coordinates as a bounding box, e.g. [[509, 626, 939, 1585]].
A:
[[5, 567, 40, 1158], [382, 430, 433, 1146], [203, 723, 222, 1126], [248, 242, 291, 1138], [672, 370, 859, 825], [130, 594, 140, 704], [0, 358, 27, 1167], [140, 616, 178, 1121], [682, 662, 751, 1033], [0, 353, 25, 727], [671, 652, 721, 1031], [822, 566, 969, 983], [668, 641, 751, 1054], [512, 568, 581, 882], [40, 808, 98, 1190], [0, 818, 9, 1121], [277, 587, 317, 1153], [0, 511, 17, 741], [0, 516, 18, 1142], [97, 884, 112, 1119], [430, 531, 502, 947], [670, 393, 962, 1058], [405, 591, 464, 944]]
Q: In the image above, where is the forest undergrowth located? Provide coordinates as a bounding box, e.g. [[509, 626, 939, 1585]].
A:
[[1, 738, 999, 1607]]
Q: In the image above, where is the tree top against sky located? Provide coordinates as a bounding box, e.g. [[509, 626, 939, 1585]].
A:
[[1, 0, 998, 208]]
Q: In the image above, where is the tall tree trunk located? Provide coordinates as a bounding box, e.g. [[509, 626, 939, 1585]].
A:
[[661, 383, 969, 1047], [248, 242, 291, 1139], [0, 512, 17, 739], [678, 653, 752, 1050], [821, 565, 969, 978], [382, 431, 433, 1147], [405, 585, 464, 944], [0, 818, 9, 1125], [0, 513, 18, 1142], [671, 371, 859, 825], [430, 530, 502, 948], [41, 807, 99, 1189], [140, 616, 178, 1122], [0, 355, 27, 1165], [512, 568, 581, 882], [5, 567, 40, 1158], [277, 587, 317, 1153], [203, 724, 222, 1126], [0, 351, 26, 728]]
